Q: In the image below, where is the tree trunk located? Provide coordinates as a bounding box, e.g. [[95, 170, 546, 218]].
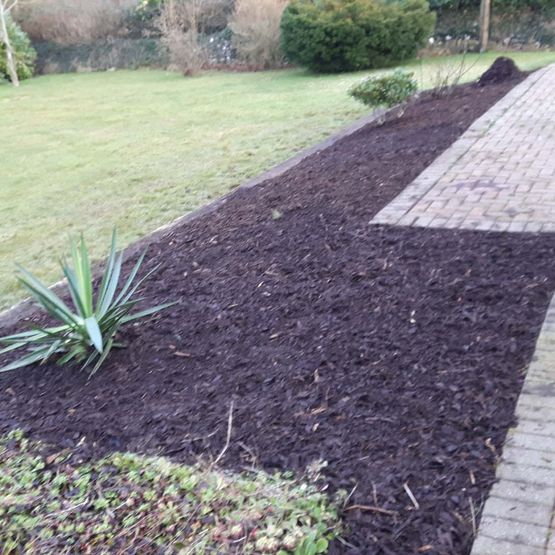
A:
[[479, 0, 492, 53], [0, 1, 19, 87]]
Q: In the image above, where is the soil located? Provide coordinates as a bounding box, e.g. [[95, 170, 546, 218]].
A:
[[2, 74, 554, 555]]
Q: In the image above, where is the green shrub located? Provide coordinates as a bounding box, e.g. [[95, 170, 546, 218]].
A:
[[0, 232, 173, 375], [280, 0, 436, 73], [350, 70, 417, 108], [0, 17, 36, 82]]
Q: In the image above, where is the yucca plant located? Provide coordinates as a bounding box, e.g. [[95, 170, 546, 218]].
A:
[[0, 232, 173, 375]]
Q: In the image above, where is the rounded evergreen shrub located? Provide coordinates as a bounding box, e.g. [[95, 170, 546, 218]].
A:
[[280, 0, 436, 73], [0, 17, 36, 82]]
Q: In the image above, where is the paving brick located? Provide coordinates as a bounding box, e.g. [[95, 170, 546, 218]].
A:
[[488, 479, 555, 507], [505, 430, 555, 453], [518, 392, 555, 410], [475, 515, 546, 547], [471, 535, 544, 555], [502, 445, 555, 469], [497, 461, 555, 486], [518, 420, 555, 437], [516, 403, 555, 423], [480, 495, 553, 527]]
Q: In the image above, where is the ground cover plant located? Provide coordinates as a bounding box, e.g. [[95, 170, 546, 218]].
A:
[[0, 51, 554, 311], [2, 69, 554, 553], [0, 232, 172, 374], [0, 431, 341, 553]]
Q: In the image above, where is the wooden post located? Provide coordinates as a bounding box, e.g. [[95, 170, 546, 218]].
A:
[[479, 0, 492, 53]]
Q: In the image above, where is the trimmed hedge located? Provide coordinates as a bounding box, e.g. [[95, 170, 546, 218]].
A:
[[280, 0, 436, 73]]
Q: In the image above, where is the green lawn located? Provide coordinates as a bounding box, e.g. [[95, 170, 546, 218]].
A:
[[1, 51, 554, 311]]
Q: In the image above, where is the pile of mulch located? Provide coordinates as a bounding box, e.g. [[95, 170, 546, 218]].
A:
[[2, 71, 554, 555], [477, 57, 524, 87]]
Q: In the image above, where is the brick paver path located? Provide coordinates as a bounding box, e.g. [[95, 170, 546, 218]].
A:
[[371, 64, 555, 232], [371, 65, 555, 554]]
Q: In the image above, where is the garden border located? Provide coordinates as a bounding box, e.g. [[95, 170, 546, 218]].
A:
[[0, 106, 386, 332]]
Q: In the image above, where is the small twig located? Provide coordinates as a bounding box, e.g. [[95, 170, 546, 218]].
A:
[[344, 504, 396, 516], [212, 400, 234, 467], [342, 484, 358, 509], [403, 482, 420, 510]]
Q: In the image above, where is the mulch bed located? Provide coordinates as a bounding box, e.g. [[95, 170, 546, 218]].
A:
[[2, 72, 555, 554]]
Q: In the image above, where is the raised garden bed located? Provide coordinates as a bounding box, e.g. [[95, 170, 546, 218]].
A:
[[2, 72, 555, 554]]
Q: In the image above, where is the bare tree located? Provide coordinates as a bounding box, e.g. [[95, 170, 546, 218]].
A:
[[157, 0, 207, 76], [0, 0, 19, 86]]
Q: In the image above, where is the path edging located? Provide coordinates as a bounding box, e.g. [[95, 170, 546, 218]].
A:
[[371, 65, 553, 232], [470, 297, 555, 555]]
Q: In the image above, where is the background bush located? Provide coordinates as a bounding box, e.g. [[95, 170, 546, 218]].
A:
[[14, 0, 136, 44], [0, 17, 36, 82], [33, 38, 168, 74], [429, 0, 554, 47], [280, 0, 436, 73], [230, 0, 289, 68]]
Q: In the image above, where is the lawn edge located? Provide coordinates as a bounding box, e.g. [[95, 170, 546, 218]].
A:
[[0, 106, 386, 332]]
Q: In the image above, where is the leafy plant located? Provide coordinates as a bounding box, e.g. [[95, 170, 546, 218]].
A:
[[280, 0, 436, 73], [0, 232, 172, 375], [349, 70, 417, 109], [0, 16, 36, 82]]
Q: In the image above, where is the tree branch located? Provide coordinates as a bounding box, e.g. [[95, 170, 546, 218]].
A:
[[4, 0, 18, 15]]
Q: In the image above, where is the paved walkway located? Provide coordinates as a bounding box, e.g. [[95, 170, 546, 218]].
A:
[[372, 64, 555, 232], [371, 65, 555, 555]]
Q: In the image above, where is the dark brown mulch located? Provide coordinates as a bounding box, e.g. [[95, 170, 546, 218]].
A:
[[2, 75, 554, 555], [477, 56, 524, 87]]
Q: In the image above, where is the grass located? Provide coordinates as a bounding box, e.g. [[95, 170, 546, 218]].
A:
[[0, 431, 342, 554], [1, 51, 554, 311]]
